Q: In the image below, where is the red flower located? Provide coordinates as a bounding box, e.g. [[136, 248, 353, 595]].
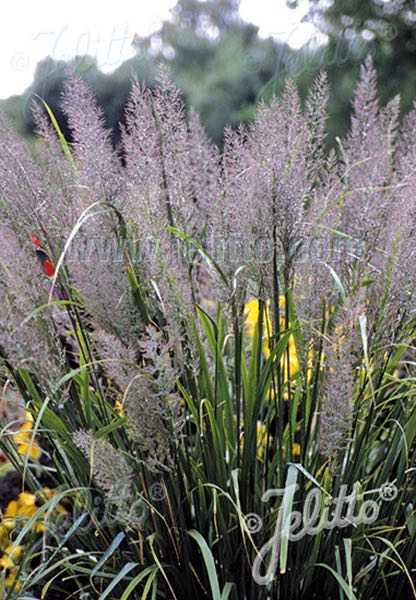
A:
[[31, 234, 55, 277]]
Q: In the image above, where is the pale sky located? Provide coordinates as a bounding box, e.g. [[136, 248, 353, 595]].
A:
[[0, 0, 317, 99]]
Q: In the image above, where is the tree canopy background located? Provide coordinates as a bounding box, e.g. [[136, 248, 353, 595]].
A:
[[1, 0, 415, 147]]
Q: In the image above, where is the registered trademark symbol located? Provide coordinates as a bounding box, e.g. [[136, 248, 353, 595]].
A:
[[379, 482, 398, 502], [150, 482, 166, 501], [244, 512, 263, 533]]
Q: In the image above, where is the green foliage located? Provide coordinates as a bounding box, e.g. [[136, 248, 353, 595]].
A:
[[1, 271, 414, 598], [2, 0, 416, 149], [291, 0, 416, 130], [0, 1, 296, 147]]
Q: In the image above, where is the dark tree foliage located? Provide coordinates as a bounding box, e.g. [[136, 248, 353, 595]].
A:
[[289, 0, 416, 128], [4, 0, 297, 147], [2, 0, 415, 148]]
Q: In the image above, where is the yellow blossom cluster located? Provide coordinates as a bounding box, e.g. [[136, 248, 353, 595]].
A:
[[0, 488, 66, 591], [244, 297, 299, 377], [12, 413, 41, 461], [240, 421, 302, 461]]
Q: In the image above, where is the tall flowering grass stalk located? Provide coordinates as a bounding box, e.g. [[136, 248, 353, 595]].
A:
[[0, 58, 415, 599]]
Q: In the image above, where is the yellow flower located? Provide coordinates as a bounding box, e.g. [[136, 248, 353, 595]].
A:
[[279, 442, 302, 461], [241, 423, 302, 462], [0, 524, 9, 552], [3, 499, 18, 530], [244, 297, 299, 378], [0, 544, 23, 592], [305, 341, 325, 384], [13, 413, 41, 460], [0, 487, 66, 591], [0, 544, 22, 570], [4, 567, 22, 590], [16, 492, 37, 508], [255, 421, 272, 460], [244, 298, 273, 358], [292, 442, 301, 459], [37, 487, 67, 515], [114, 398, 126, 416], [240, 421, 273, 460], [4, 494, 35, 532]]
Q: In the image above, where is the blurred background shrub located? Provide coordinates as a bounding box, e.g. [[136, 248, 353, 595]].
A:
[[1, 0, 415, 147]]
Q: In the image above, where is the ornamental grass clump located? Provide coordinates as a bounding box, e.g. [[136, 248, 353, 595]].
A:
[[0, 57, 415, 599]]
